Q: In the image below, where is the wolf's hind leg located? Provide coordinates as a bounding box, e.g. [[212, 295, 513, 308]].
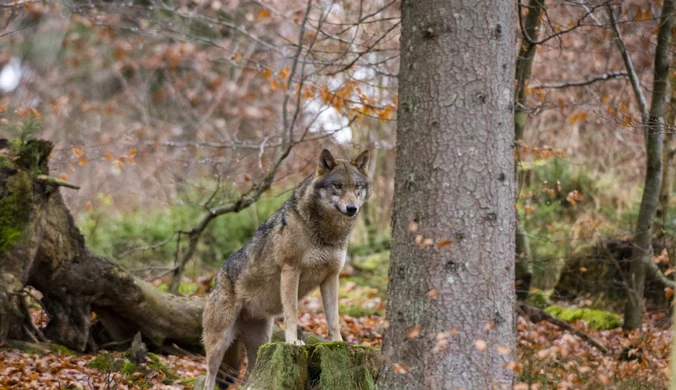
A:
[[203, 280, 239, 390], [217, 338, 243, 387], [239, 317, 273, 373]]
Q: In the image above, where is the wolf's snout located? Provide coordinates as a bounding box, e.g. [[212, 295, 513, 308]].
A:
[[345, 205, 358, 216]]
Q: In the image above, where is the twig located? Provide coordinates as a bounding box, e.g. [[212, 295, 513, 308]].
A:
[[517, 303, 610, 354], [529, 71, 628, 89], [118, 233, 176, 260], [0, 21, 38, 38], [282, 0, 313, 147], [35, 175, 80, 190]]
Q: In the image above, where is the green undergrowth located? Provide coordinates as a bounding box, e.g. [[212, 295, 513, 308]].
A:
[[338, 250, 389, 317], [544, 305, 622, 330], [78, 193, 288, 270]]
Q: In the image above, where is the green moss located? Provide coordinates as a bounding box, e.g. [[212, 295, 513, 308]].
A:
[[246, 343, 309, 390], [120, 360, 140, 375], [245, 342, 377, 390], [88, 353, 124, 372], [544, 305, 622, 330], [48, 344, 76, 356], [526, 289, 552, 309], [147, 352, 179, 383], [309, 342, 377, 390], [0, 171, 33, 254]]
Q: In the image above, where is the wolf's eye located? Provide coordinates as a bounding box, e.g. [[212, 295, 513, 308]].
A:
[[333, 183, 342, 190], [355, 184, 361, 190]]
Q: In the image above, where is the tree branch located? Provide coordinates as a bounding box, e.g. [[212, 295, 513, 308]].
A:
[[517, 303, 609, 354], [607, 3, 649, 121], [528, 71, 628, 89]]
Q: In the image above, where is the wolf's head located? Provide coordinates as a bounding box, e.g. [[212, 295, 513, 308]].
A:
[[313, 149, 372, 218]]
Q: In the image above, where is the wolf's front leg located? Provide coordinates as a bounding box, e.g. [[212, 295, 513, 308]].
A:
[[320, 272, 343, 342], [280, 264, 304, 345]]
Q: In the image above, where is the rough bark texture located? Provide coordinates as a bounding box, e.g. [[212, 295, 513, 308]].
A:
[[377, 0, 516, 388], [623, 0, 675, 331], [656, 28, 676, 242], [671, 306, 676, 390], [514, 0, 545, 301]]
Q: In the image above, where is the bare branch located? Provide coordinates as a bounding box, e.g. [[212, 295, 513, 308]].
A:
[[282, 0, 313, 147], [0, 21, 37, 38], [529, 71, 628, 89], [607, 2, 649, 121], [517, 303, 610, 354]]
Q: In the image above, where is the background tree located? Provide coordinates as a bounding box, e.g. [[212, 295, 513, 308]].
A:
[[606, 0, 676, 330], [377, 0, 516, 388], [514, 0, 545, 301]]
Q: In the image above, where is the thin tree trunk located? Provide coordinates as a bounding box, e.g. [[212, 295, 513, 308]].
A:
[[670, 306, 676, 389], [656, 29, 676, 242], [514, 0, 545, 301], [377, 0, 515, 387], [621, 0, 675, 330]]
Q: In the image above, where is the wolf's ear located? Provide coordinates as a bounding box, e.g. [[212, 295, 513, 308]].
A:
[[351, 150, 370, 174], [318, 149, 337, 175]]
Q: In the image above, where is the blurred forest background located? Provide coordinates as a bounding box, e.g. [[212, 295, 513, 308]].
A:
[[1, 0, 676, 388]]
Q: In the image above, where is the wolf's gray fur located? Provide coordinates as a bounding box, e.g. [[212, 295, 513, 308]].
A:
[[202, 149, 371, 390]]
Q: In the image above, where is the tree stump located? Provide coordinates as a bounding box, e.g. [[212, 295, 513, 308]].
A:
[[241, 342, 378, 390]]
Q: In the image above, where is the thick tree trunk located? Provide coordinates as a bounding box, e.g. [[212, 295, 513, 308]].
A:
[[514, 0, 545, 301], [377, 0, 515, 388], [623, 0, 675, 331]]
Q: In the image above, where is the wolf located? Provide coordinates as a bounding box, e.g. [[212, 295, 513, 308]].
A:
[[202, 149, 372, 390]]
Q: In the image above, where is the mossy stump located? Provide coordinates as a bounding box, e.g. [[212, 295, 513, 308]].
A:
[[242, 342, 378, 390]]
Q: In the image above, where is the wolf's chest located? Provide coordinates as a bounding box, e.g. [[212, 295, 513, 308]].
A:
[[300, 247, 345, 270], [297, 248, 345, 293]]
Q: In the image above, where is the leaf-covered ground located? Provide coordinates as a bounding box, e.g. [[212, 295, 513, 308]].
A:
[[0, 280, 672, 389]]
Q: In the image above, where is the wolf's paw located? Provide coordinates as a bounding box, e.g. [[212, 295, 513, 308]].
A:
[[287, 340, 305, 346]]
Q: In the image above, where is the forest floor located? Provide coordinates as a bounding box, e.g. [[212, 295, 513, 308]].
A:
[[0, 264, 672, 390]]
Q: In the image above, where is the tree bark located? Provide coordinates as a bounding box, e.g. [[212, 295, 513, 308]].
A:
[[656, 28, 676, 243], [377, 0, 516, 388], [514, 0, 545, 301], [622, 0, 675, 331]]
